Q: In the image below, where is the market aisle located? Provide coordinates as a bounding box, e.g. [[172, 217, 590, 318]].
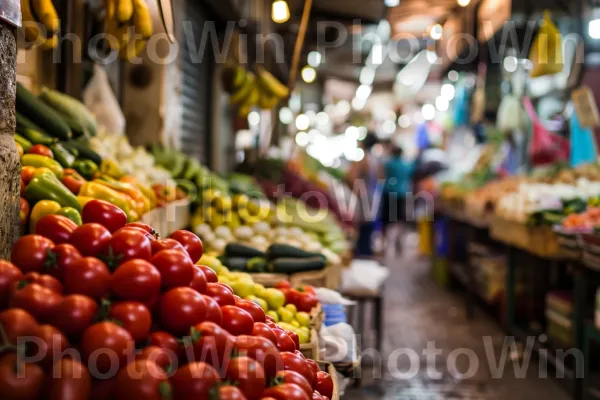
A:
[[344, 232, 568, 400]]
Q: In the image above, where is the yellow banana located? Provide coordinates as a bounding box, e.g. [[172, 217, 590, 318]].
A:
[[119, 38, 147, 60], [20, 0, 44, 45], [117, 0, 134, 23], [132, 0, 153, 39], [40, 34, 58, 50], [259, 92, 279, 109], [105, 0, 116, 20], [112, 24, 132, 51], [230, 72, 255, 104], [30, 0, 59, 34], [233, 66, 247, 89], [256, 66, 289, 99], [238, 104, 252, 118]]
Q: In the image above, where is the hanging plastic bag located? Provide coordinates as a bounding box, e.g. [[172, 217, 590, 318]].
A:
[[523, 97, 569, 166], [497, 93, 528, 132], [83, 64, 125, 135], [570, 107, 597, 167], [529, 11, 563, 78]]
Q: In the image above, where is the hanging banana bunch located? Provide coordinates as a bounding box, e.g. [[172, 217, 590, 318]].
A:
[[104, 0, 153, 60], [20, 0, 59, 50]]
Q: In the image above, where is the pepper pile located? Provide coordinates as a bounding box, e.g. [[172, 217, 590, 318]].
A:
[[0, 200, 334, 400]]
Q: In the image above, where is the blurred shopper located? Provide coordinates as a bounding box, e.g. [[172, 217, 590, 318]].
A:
[[346, 133, 383, 257]]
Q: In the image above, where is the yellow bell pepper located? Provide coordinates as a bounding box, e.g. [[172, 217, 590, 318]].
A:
[[95, 180, 148, 215], [77, 196, 95, 208], [29, 200, 61, 232], [135, 183, 157, 210], [100, 159, 125, 179], [79, 182, 136, 220]]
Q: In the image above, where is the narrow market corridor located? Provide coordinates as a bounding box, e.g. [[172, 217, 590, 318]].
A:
[[345, 232, 569, 400]]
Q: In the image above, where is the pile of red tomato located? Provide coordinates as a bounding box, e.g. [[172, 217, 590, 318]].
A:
[[0, 199, 334, 400]]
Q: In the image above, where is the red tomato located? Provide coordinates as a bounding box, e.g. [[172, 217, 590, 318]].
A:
[[170, 362, 220, 400], [109, 301, 152, 342], [35, 214, 78, 245], [235, 335, 283, 378], [169, 230, 203, 263], [252, 322, 277, 346], [218, 386, 247, 400], [202, 295, 223, 325], [294, 350, 306, 360], [111, 259, 161, 302], [11, 234, 54, 273], [69, 223, 111, 257], [273, 328, 296, 353], [20, 272, 63, 293], [9, 282, 62, 323], [21, 166, 37, 185], [287, 331, 300, 351], [190, 266, 208, 294], [149, 331, 180, 355], [0, 352, 44, 400], [63, 257, 111, 300], [104, 229, 152, 267], [81, 322, 134, 374], [274, 371, 313, 397], [159, 287, 207, 335], [226, 356, 266, 400], [0, 308, 38, 345], [90, 377, 117, 400], [275, 281, 291, 290], [290, 291, 318, 313], [28, 324, 69, 367], [125, 222, 155, 235], [197, 264, 218, 283], [280, 352, 314, 387], [52, 294, 98, 339], [151, 249, 194, 289], [135, 346, 175, 371], [206, 282, 236, 306], [312, 392, 325, 400], [221, 305, 254, 336], [151, 238, 185, 255], [305, 359, 319, 383], [187, 321, 235, 369], [0, 261, 22, 308], [28, 144, 53, 158], [262, 384, 310, 400], [115, 359, 170, 400], [315, 372, 334, 399], [82, 199, 127, 233], [44, 243, 81, 281], [236, 299, 266, 323], [47, 358, 92, 400]]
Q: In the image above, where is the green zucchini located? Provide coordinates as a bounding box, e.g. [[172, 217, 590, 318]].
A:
[[16, 83, 71, 141], [62, 140, 102, 165], [269, 256, 326, 274], [220, 257, 252, 271], [39, 87, 97, 137], [267, 243, 324, 260], [14, 133, 32, 152], [19, 128, 57, 146], [50, 143, 75, 168], [16, 112, 43, 133], [247, 257, 267, 273], [225, 243, 266, 258]]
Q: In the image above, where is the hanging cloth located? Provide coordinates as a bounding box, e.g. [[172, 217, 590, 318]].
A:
[[529, 10, 563, 78], [570, 109, 597, 167], [523, 97, 570, 166]]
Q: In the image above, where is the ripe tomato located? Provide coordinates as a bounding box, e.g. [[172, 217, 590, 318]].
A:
[[21, 272, 63, 293], [217, 386, 247, 400], [202, 295, 223, 325], [52, 294, 98, 338], [0, 261, 22, 307], [274, 281, 291, 290], [90, 377, 117, 400], [170, 362, 220, 400], [187, 321, 235, 369], [9, 282, 62, 323], [48, 358, 92, 400], [109, 301, 152, 342], [82, 199, 127, 233], [226, 356, 266, 400], [273, 328, 296, 353], [274, 371, 313, 397], [125, 222, 155, 235], [305, 359, 319, 382], [280, 352, 314, 387], [115, 359, 171, 400], [136, 346, 177, 371], [64, 257, 111, 300], [169, 230, 203, 263], [28, 144, 53, 158], [149, 331, 180, 355], [312, 392, 325, 400], [287, 331, 300, 351], [197, 264, 218, 283], [262, 384, 310, 400], [315, 372, 334, 399], [81, 322, 134, 374], [190, 266, 208, 294], [104, 229, 153, 267], [0, 308, 38, 345], [111, 259, 161, 302], [0, 352, 44, 400], [44, 243, 81, 281], [221, 306, 254, 336], [159, 287, 207, 335], [235, 335, 282, 379], [206, 282, 235, 306], [28, 324, 69, 367], [11, 234, 54, 273], [252, 322, 277, 346], [35, 214, 78, 244], [151, 249, 194, 289], [236, 299, 266, 323], [69, 223, 111, 257], [151, 238, 185, 255]]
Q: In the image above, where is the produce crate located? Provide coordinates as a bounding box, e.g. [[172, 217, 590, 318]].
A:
[[300, 328, 319, 360], [310, 303, 324, 331], [325, 263, 343, 290], [318, 362, 340, 400], [248, 272, 289, 287], [490, 217, 560, 258], [554, 227, 584, 261], [141, 198, 190, 237], [290, 267, 328, 287]]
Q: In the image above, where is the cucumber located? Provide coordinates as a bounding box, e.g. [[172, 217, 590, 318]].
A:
[[62, 140, 102, 165], [39, 87, 97, 137], [14, 133, 32, 152], [16, 112, 43, 133], [224, 243, 266, 258], [50, 143, 76, 168], [269, 256, 326, 274], [220, 257, 251, 271], [19, 128, 58, 146], [267, 243, 324, 260], [16, 83, 72, 141]]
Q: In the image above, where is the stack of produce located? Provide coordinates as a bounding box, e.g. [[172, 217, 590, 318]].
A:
[[0, 200, 335, 400]]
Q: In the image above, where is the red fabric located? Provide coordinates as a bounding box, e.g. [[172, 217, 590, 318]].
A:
[[523, 97, 570, 166]]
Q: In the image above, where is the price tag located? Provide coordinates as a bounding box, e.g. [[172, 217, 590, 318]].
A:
[[572, 86, 600, 128], [0, 0, 21, 28]]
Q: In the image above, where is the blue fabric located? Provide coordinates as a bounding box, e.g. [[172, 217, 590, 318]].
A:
[[356, 222, 376, 256], [416, 123, 430, 150], [384, 157, 415, 196], [453, 85, 470, 127], [570, 112, 597, 167]]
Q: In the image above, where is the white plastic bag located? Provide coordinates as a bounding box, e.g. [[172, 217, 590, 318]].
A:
[[314, 288, 355, 305], [83, 64, 125, 135], [341, 259, 389, 295], [320, 323, 357, 363], [497, 93, 528, 133]]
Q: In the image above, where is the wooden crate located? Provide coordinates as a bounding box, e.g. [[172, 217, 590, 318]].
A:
[[300, 328, 319, 360], [290, 267, 328, 287], [310, 303, 324, 331], [317, 362, 340, 400], [490, 216, 532, 249], [141, 199, 190, 237], [325, 263, 343, 290]]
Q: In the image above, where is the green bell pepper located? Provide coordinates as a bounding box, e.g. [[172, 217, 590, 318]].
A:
[[50, 143, 76, 168], [57, 206, 82, 225], [14, 133, 32, 152], [72, 159, 99, 180], [21, 154, 64, 178], [25, 170, 81, 212]]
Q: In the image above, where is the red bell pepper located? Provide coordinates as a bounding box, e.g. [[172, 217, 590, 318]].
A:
[[61, 168, 86, 195]]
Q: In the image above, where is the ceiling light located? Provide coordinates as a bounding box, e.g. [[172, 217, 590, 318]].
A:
[[385, 0, 400, 6], [295, 131, 309, 147], [307, 51, 322, 68], [301, 66, 317, 83], [295, 114, 310, 130], [457, 0, 470, 6], [345, 126, 359, 140], [398, 114, 411, 128], [351, 97, 367, 110], [448, 70, 459, 81], [316, 112, 329, 125], [356, 84, 372, 100], [441, 83, 455, 100], [422, 104, 435, 121], [279, 107, 293, 124], [503, 56, 517, 72], [358, 126, 368, 140], [590, 19, 600, 39], [337, 100, 351, 115], [248, 111, 260, 126], [359, 67, 376, 85], [435, 96, 449, 112], [382, 120, 396, 135], [272, 0, 290, 23], [430, 24, 443, 40]]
